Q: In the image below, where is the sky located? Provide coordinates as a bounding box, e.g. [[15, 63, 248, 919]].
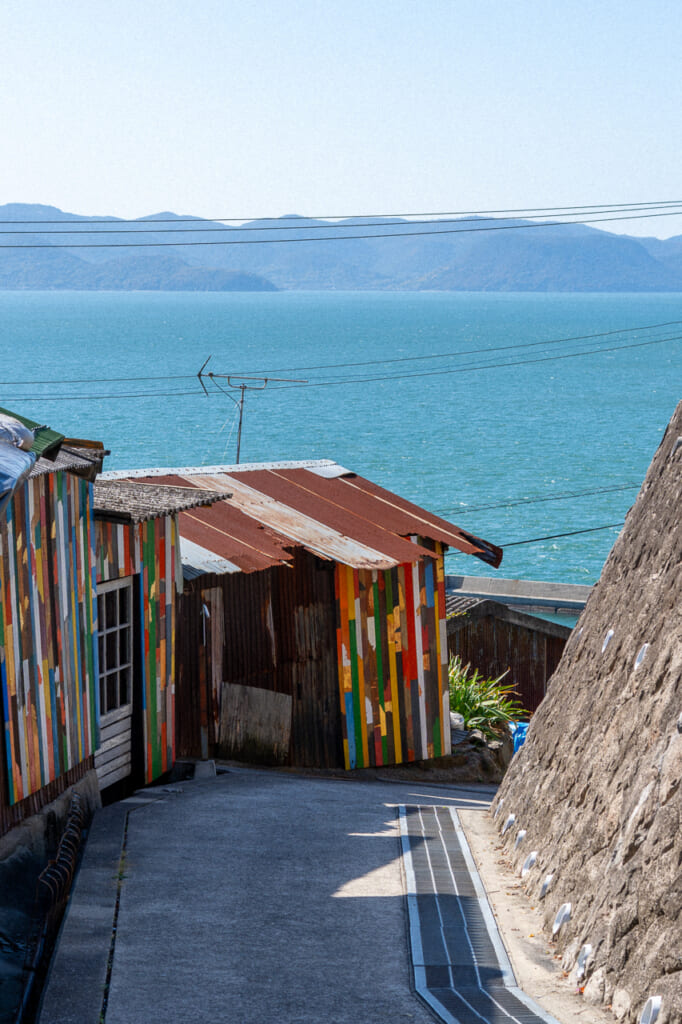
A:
[[2, 0, 682, 236]]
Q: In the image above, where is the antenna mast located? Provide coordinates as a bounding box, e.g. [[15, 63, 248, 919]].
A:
[[197, 359, 307, 463]]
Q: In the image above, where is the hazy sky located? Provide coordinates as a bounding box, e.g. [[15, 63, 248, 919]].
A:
[[2, 0, 681, 236]]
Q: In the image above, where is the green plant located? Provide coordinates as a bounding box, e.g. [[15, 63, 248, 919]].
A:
[[448, 656, 527, 739]]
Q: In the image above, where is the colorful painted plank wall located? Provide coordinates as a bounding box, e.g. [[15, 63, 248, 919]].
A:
[[0, 473, 98, 805], [335, 542, 451, 770], [95, 516, 180, 782]]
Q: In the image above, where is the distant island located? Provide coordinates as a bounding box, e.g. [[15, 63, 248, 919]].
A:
[[2, 202, 682, 292]]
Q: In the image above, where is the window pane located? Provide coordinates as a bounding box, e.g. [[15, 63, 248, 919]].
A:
[[118, 627, 130, 666], [106, 673, 118, 712], [100, 678, 107, 714], [99, 633, 105, 673], [106, 631, 118, 670], [105, 589, 118, 626], [119, 666, 131, 707], [119, 586, 130, 624]]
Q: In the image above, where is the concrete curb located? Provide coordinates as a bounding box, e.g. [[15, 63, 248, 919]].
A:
[[37, 802, 128, 1024]]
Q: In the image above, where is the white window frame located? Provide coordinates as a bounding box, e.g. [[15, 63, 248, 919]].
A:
[[97, 577, 134, 718]]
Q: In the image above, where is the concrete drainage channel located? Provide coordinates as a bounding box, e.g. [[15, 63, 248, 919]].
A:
[[400, 805, 560, 1024]]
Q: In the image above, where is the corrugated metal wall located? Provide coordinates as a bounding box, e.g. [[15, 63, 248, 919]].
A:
[[95, 517, 178, 782], [447, 615, 568, 712], [0, 473, 98, 809], [176, 550, 343, 768], [335, 543, 450, 770]]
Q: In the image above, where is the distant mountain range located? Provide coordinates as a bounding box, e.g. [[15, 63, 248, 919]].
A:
[[2, 203, 682, 292]]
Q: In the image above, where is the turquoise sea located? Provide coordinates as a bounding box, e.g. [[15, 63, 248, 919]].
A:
[[2, 290, 680, 584]]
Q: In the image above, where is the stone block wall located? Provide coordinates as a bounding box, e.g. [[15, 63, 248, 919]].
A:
[[493, 402, 682, 1024]]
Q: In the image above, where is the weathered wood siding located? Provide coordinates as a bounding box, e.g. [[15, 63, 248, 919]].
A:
[[95, 517, 179, 783], [447, 615, 568, 713], [0, 758, 94, 839], [335, 543, 450, 770], [0, 473, 98, 808]]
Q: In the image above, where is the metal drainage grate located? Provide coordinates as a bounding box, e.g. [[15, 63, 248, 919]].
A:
[[399, 805, 560, 1024]]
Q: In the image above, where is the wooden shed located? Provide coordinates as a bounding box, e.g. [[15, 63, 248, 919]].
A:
[[445, 594, 571, 713], [0, 412, 217, 838], [108, 460, 503, 771], [0, 432, 105, 836], [91, 480, 220, 790]]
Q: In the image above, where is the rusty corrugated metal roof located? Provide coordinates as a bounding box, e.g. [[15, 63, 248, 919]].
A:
[[101, 460, 503, 573]]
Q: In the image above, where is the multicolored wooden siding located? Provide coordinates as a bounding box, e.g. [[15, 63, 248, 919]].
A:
[[95, 516, 179, 783], [335, 541, 451, 770], [0, 473, 98, 806]]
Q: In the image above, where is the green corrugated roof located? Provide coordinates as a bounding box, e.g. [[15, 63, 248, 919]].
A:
[[0, 406, 64, 459]]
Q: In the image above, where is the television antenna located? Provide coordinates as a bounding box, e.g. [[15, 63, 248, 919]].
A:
[[197, 357, 308, 463]]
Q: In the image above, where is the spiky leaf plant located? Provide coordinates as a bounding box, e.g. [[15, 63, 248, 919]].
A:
[[448, 656, 528, 740]]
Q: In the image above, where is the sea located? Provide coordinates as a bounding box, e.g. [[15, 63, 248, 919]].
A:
[[2, 290, 680, 585]]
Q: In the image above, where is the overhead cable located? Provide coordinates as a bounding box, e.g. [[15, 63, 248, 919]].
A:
[[241, 320, 682, 376], [433, 482, 640, 516], [3, 202, 682, 235], [3, 319, 679, 388], [261, 334, 682, 389], [5, 389, 203, 402], [3, 210, 682, 248], [501, 522, 624, 547], [2, 198, 682, 225], [7, 333, 680, 401]]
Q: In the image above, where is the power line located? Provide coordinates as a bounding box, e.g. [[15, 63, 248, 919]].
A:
[[5, 389, 203, 401], [3, 209, 682, 248], [501, 522, 624, 547], [0, 373, 194, 385], [261, 334, 682, 389], [6, 332, 680, 402], [240, 320, 682, 376], [4, 202, 682, 235], [2, 198, 682, 226], [3, 319, 679, 388], [433, 482, 640, 516]]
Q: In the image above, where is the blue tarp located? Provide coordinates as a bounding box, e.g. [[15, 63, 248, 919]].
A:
[[512, 721, 530, 753], [0, 440, 36, 516]]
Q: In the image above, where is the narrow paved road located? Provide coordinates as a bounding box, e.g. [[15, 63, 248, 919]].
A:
[[40, 768, 498, 1024]]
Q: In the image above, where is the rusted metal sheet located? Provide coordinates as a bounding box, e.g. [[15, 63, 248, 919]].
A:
[[175, 584, 224, 759], [179, 502, 295, 573], [109, 461, 502, 572], [217, 683, 292, 764], [180, 537, 240, 579], [338, 473, 503, 567], [175, 549, 343, 768], [229, 468, 438, 565], [185, 473, 405, 570]]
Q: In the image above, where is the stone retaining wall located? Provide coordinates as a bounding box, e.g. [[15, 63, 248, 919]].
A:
[[493, 402, 682, 1024]]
